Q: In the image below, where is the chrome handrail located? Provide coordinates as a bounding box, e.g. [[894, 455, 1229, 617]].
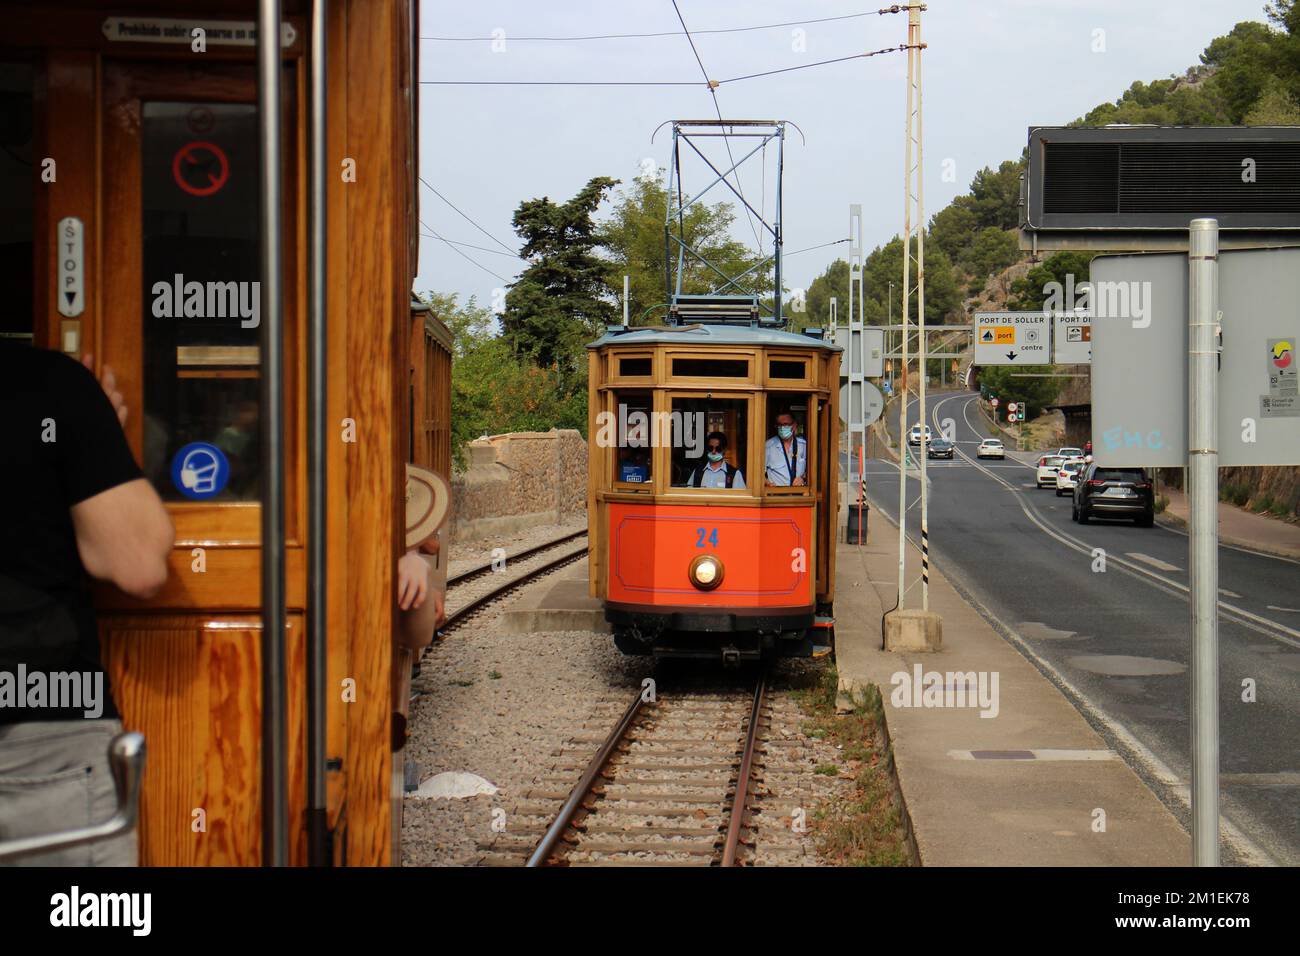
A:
[[0, 732, 145, 862]]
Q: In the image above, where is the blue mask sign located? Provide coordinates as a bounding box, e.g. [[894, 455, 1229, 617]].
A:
[[171, 442, 230, 500]]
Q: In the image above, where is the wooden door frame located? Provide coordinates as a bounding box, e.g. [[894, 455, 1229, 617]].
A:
[[100, 59, 304, 576]]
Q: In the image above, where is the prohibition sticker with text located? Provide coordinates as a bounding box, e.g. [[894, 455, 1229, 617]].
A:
[[1262, 337, 1298, 418]]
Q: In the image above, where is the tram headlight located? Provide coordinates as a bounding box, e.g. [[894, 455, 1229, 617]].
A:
[[688, 554, 724, 591]]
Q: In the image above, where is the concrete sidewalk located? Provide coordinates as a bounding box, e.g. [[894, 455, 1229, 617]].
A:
[[834, 493, 1190, 866], [1157, 486, 1300, 560]]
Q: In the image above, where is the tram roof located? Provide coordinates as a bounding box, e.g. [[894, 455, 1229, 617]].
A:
[[588, 324, 841, 351]]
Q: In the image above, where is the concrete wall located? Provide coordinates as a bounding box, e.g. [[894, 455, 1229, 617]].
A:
[[449, 429, 587, 541]]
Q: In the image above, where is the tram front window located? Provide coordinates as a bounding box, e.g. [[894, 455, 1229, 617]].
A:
[[764, 395, 813, 490], [670, 396, 749, 491], [612, 390, 653, 486]]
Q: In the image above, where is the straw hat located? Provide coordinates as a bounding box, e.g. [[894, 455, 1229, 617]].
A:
[[405, 464, 450, 549]]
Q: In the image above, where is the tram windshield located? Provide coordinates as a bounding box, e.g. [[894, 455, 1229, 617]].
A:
[[763, 394, 813, 490], [670, 396, 749, 491]]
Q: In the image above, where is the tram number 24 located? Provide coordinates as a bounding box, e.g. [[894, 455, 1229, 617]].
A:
[[695, 527, 719, 548]]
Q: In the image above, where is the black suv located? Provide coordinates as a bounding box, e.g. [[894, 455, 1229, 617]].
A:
[[1072, 464, 1154, 527]]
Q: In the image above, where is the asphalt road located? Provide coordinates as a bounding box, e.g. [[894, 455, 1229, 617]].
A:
[[861, 388, 1300, 865]]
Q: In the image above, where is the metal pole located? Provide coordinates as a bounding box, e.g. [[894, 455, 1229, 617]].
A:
[[257, 0, 288, 868], [911, 2, 929, 609], [773, 124, 785, 324], [896, 8, 914, 611], [305, 0, 328, 867], [1188, 217, 1220, 866], [623, 274, 630, 324]]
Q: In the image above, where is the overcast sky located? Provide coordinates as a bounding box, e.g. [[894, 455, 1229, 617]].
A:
[[414, 0, 1271, 313]]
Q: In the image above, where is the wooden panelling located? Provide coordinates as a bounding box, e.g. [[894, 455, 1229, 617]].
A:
[[99, 613, 307, 866], [341, 0, 406, 866], [94, 546, 307, 611]]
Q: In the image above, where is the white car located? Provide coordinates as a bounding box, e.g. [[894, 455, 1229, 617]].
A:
[[1055, 459, 1085, 496], [1057, 446, 1083, 460], [1036, 455, 1064, 488], [977, 439, 1005, 459], [907, 425, 933, 447]]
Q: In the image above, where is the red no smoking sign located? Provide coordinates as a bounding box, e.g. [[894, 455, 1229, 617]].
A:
[[172, 140, 229, 197]]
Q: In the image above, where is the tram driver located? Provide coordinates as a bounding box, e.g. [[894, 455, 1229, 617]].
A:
[[765, 412, 807, 486], [685, 432, 745, 489]]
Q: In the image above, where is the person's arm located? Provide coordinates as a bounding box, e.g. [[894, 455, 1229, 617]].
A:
[[71, 480, 174, 599], [64, 356, 173, 599], [396, 550, 441, 650]]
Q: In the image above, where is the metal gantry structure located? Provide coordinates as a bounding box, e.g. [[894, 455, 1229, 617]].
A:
[[898, 2, 928, 610], [661, 119, 790, 325]]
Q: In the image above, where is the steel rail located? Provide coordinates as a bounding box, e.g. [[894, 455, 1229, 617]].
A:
[[721, 672, 767, 866], [439, 544, 589, 632], [526, 688, 647, 867], [446, 530, 587, 588]]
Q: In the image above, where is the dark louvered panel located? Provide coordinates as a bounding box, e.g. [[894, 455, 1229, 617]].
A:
[[1042, 144, 1119, 213], [1118, 143, 1300, 213]]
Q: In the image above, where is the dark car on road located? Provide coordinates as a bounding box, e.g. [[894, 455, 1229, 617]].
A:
[[927, 439, 955, 459], [1072, 463, 1154, 527]]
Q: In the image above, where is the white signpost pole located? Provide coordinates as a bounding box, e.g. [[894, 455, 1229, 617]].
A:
[[1188, 218, 1221, 867]]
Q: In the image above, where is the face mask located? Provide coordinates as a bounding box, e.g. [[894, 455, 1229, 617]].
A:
[[707, 451, 723, 463], [778, 425, 794, 440]]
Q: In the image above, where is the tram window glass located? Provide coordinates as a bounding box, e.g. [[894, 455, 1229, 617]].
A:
[[671, 357, 748, 379], [0, 62, 34, 342], [669, 396, 749, 490], [618, 356, 652, 377], [612, 391, 654, 486], [141, 103, 261, 501], [769, 359, 806, 380], [764, 395, 813, 490]]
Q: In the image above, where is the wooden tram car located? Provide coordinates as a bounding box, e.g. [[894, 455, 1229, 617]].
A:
[[2, 0, 442, 865], [586, 308, 841, 661]]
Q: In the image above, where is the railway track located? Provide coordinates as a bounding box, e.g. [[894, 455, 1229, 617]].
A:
[[439, 531, 589, 633], [480, 674, 773, 867]]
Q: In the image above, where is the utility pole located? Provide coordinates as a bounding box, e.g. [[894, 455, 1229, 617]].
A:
[[1188, 218, 1220, 866], [900, 2, 928, 609]]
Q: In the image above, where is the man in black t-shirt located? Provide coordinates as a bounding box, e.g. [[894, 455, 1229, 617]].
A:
[[0, 342, 173, 866]]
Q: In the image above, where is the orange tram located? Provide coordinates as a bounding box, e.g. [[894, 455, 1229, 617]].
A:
[[586, 312, 841, 662]]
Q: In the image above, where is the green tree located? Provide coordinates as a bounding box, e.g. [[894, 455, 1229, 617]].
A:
[[977, 365, 1064, 421], [598, 170, 772, 327], [1006, 252, 1094, 311], [1245, 77, 1300, 123], [963, 227, 1021, 287], [803, 259, 849, 333], [501, 176, 619, 371], [423, 291, 588, 468]]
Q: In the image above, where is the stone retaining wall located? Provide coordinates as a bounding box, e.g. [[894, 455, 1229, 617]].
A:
[[449, 429, 587, 541]]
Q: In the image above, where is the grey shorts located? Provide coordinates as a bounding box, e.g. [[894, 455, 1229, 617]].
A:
[[0, 719, 138, 866]]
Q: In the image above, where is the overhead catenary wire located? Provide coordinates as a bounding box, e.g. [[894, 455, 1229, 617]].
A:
[[419, 176, 519, 255], [419, 47, 915, 87], [422, 7, 908, 42], [422, 234, 526, 260], [670, 0, 763, 251], [419, 219, 513, 283]]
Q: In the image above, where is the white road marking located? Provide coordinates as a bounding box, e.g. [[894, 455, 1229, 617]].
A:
[[1267, 605, 1300, 613], [1219, 589, 1242, 598], [929, 393, 1300, 650], [1125, 552, 1183, 573]]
